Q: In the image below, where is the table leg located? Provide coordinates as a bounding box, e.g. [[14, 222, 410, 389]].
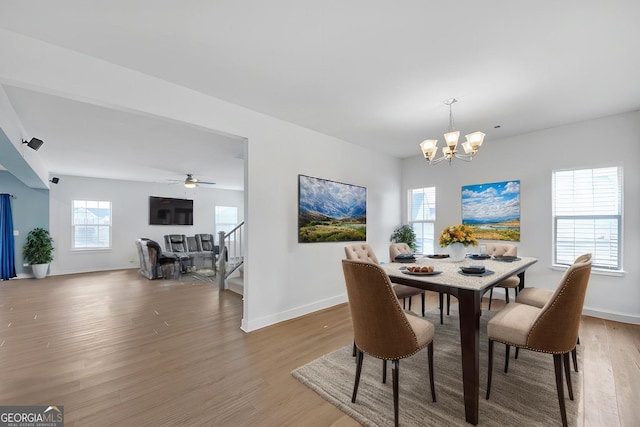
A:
[[458, 289, 482, 425]]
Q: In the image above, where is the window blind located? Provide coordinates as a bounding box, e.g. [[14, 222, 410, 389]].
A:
[[552, 167, 622, 270]]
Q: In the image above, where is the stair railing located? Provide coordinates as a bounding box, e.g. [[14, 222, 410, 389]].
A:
[[218, 221, 244, 290]]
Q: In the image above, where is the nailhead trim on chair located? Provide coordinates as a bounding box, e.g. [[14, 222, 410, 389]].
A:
[[354, 262, 428, 360]]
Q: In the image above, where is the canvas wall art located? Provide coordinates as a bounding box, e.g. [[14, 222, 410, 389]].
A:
[[462, 180, 520, 241], [298, 175, 366, 243]]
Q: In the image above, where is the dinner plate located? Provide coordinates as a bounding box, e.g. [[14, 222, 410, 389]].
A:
[[460, 266, 486, 274], [395, 258, 417, 263], [401, 270, 442, 276], [493, 256, 521, 262], [426, 254, 450, 259], [468, 254, 491, 260], [458, 269, 494, 277]]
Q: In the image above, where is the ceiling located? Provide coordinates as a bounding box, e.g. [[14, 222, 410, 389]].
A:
[[1, 1, 639, 189]]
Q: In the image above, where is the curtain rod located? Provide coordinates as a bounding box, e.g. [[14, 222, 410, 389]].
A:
[[1, 193, 17, 199]]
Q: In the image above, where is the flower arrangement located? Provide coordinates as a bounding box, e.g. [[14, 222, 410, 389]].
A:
[[439, 224, 478, 247]]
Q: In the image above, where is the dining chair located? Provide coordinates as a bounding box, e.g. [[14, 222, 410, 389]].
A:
[[486, 256, 592, 427], [484, 243, 520, 310], [515, 253, 592, 371], [344, 244, 424, 317], [388, 243, 427, 313], [389, 243, 451, 324], [342, 259, 436, 427]]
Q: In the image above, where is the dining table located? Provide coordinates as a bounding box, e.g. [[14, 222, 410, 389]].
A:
[[381, 254, 538, 425]]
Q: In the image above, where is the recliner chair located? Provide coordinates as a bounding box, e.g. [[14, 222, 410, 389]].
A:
[[164, 234, 191, 272], [135, 238, 180, 279]]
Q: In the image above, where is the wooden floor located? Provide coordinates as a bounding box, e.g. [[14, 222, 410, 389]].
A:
[[0, 269, 638, 426]]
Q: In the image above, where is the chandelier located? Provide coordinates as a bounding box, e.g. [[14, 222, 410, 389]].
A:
[[419, 98, 485, 165]]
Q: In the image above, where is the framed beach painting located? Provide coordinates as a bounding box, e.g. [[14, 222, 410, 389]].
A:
[[461, 180, 520, 241], [298, 175, 366, 243]]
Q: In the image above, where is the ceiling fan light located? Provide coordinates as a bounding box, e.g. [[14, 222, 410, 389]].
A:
[[184, 182, 196, 188]]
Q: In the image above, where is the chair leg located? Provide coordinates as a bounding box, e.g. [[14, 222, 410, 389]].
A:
[[446, 293, 451, 315], [352, 341, 356, 357], [505, 288, 510, 303], [488, 288, 494, 311], [428, 342, 436, 402], [563, 352, 574, 401], [408, 296, 412, 311], [392, 359, 400, 427], [421, 292, 425, 317], [352, 348, 364, 403], [572, 346, 578, 372], [383, 359, 387, 384], [486, 339, 494, 399], [402, 298, 406, 310], [504, 344, 510, 373], [515, 347, 519, 359], [553, 354, 569, 427], [438, 292, 444, 324]]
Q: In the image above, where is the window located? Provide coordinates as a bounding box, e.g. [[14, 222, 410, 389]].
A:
[[215, 206, 239, 236], [552, 167, 622, 271], [408, 187, 436, 254], [72, 200, 111, 249]]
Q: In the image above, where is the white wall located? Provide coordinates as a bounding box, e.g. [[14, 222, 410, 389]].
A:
[[0, 29, 402, 331], [48, 175, 243, 275], [401, 111, 640, 324]]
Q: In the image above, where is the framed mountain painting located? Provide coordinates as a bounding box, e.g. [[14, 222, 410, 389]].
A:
[[462, 180, 520, 241], [298, 175, 366, 243]]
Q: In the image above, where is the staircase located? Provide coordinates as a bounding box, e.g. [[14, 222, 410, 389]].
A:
[[218, 222, 244, 294]]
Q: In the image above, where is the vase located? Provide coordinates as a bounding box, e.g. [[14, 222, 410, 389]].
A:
[[448, 242, 466, 262]]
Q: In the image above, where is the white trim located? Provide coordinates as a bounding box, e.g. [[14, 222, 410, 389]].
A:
[[582, 306, 640, 325], [241, 294, 348, 332]]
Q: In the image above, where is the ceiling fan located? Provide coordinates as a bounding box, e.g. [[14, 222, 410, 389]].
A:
[[171, 173, 216, 188]]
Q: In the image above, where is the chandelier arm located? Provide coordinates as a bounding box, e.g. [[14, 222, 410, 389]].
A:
[[453, 153, 475, 162]]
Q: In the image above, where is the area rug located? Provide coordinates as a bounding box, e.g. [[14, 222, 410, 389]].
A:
[[292, 307, 581, 426]]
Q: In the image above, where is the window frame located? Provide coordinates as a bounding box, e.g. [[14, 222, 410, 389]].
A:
[[552, 166, 623, 274], [72, 200, 112, 251], [407, 187, 436, 255], [214, 205, 239, 236]]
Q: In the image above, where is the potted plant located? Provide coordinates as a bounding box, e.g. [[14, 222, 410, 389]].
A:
[[390, 224, 417, 252], [23, 227, 54, 279]]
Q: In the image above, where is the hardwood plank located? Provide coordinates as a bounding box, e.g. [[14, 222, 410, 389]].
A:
[[0, 269, 636, 426]]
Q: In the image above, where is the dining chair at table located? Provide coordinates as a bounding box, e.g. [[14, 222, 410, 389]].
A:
[[388, 243, 428, 314], [484, 243, 520, 311], [389, 243, 451, 324], [486, 256, 592, 427], [342, 259, 436, 427], [344, 244, 425, 317], [515, 253, 592, 371]]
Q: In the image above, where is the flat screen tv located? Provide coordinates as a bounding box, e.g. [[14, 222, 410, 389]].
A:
[[149, 196, 194, 225]]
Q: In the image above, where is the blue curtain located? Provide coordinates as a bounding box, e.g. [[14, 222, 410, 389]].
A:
[[0, 194, 17, 280]]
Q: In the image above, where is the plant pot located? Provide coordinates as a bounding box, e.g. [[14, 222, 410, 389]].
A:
[[448, 242, 467, 262], [31, 263, 50, 279]]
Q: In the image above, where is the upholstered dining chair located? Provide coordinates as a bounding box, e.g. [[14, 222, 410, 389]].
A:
[[515, 253, 592, 371], [344, 244, 425, 317], [388, 243, 428, 314], [342, 259, 436, 427], [389, 243, 451, 324], [484, 243, 520, 310], [486, 256, 592, 427]]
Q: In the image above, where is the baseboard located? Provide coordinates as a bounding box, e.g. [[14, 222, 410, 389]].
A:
[[582, 306, 640, 325], [241, 293, 349, 332]]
